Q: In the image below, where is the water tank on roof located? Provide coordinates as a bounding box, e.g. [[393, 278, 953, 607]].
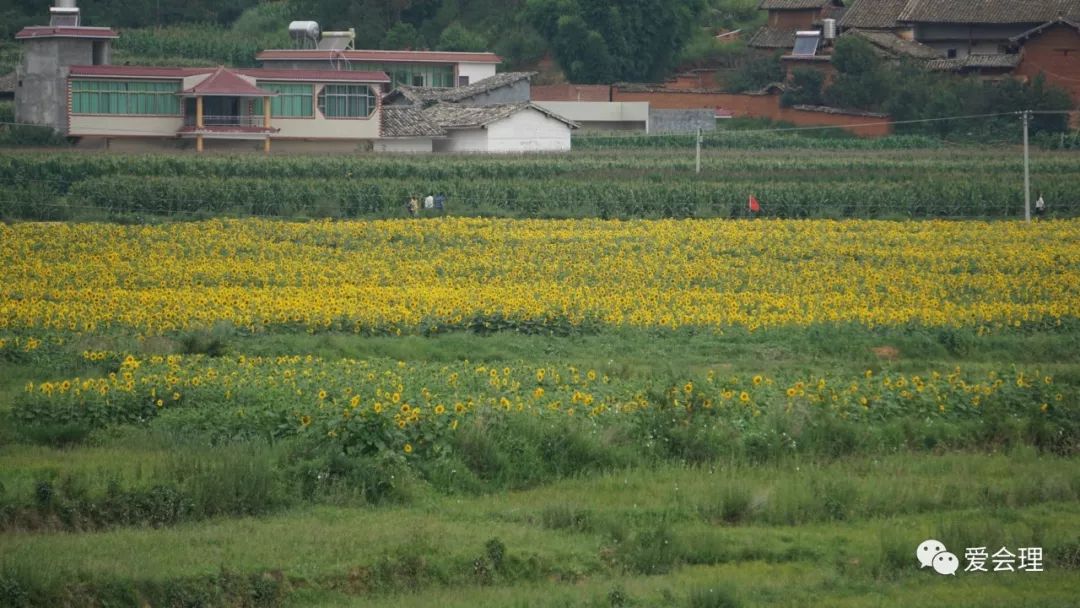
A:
[[289, 21, 321, 48], [822, 19, 837, 40]]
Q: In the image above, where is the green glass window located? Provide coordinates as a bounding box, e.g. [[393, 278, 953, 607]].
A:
[[70, 80, 181, 115], [350, 63, 454, 88], [318, 84, 376, 118], [252, 83, 313, 118]]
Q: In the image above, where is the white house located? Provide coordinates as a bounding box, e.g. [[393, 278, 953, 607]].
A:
[[256, 49, 501, 88], [425, 103, 576, 153]]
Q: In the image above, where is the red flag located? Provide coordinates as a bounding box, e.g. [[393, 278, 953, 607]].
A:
[[749, 195, 761, 213]]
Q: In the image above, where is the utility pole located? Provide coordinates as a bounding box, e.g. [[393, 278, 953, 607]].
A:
[[695, 128, 702, 175], [1023, 110, 1031, 223]]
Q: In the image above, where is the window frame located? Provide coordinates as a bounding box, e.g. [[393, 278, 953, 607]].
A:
[[317, 84, 377, 120], [252, 82, 315, 119], [70, 79, 182, 117]]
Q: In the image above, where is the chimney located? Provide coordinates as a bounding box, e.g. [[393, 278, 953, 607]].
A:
[[50, 0, 80, 27]]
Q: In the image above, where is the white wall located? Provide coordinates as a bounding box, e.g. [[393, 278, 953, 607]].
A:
[[374, 138, 434, 153], [69, 115, 183, 137], [457, 62, 497, 84], [435, 127, 488, 153], [533, 101, 648, 131], [486, 109, 571, 153]]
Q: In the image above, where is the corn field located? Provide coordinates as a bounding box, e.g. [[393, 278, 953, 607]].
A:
[[1, 149, 1077, 220]]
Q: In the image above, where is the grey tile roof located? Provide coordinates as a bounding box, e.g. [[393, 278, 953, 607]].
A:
[[423, 102, 577, 130], [792, 104, 889, 117], [388, 72, 535, 106], [847, 28, 943, 59], [0, 71, 16, 94], [759, 0, 833, 9], [748, 26, 799, 48], [1011, 17, 1080, 42], [380, 106, 446, 138], [898, 0, 1080, 25], [926, 53, 1022, 71], [839, 0, 909, 29]]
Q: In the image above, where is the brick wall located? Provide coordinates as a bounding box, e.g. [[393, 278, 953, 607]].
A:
[[1016, 25, 1080, 108], [531, 84, 610, 102], [611, 87, 892, 136], [768, 9, 820, 29]]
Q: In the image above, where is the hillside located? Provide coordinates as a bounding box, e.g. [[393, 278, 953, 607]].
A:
[[1, 0, 763, 83]]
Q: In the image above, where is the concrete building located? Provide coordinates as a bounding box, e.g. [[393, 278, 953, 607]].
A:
[[14, 0, 118, 134], [532, 101, 650, 132], [64, 64, 389, 153], [256, 49, 501, 88], [379, 72, 576, 152], [424, 103, 576, 153]]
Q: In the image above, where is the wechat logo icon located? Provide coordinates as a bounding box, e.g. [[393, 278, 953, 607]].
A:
[[917, 539, 958, 575]]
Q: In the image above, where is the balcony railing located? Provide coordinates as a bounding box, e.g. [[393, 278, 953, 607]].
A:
[[183, 115, 267, 128]]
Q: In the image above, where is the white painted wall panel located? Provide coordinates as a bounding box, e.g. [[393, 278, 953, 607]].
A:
[[485, 109, 571, 153], [436, 127, 489, 153], [457, 62, 497, 83]]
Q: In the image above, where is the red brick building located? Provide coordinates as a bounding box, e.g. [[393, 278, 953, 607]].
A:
[[749, 0, 846, 51], [1013, 19, 1080, 105]]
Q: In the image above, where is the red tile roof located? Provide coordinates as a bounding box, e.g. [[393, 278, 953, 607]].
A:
[[256, 49, 502, 64], [182, 66, 274, 97], [239, 68, 390, 83], [68, 65, 390, 84], [16, 26, 119, 40], [69, 65, 208, 78]]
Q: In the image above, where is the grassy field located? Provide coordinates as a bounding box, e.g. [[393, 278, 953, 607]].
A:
[[0, 212, 1077, 606]]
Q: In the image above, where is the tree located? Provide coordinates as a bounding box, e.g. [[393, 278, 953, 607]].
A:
[[525, 0, 706, 83], [436, 22, 488, 52], [823, 36, 891, 111], [383, 22, 424, 49], [724, 52, 782, 93], [781, 68, 825, 107]]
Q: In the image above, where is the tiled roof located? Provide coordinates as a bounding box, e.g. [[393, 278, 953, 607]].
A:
[[257, 49, 502, 64], [235, 69, 389, 83], [424, 102, 577, 130], [67, 65, 389, 83], [1011, 18, 1080, 42], [380, 106, 446, 138], [792, 104, 889, 117], [847, 29, 942, 59], [0, 71, 16, 94], [388, 72, 534, 106], [389, 72, 530, 105], [926, 54, 1022, 71], [839, 0, 909, 29], [15, 26, 118, 39], [748, 26, 799, 48], [758, 0, 833, 9], [182, 67, 275, 97], [898, 0, 1080, 25]]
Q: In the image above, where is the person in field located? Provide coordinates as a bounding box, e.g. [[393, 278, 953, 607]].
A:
[[1035, 193, 1046, 219], [406, 196, 419, 217], [424, 194, 435, 211], [434, 192, 446, 214]]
